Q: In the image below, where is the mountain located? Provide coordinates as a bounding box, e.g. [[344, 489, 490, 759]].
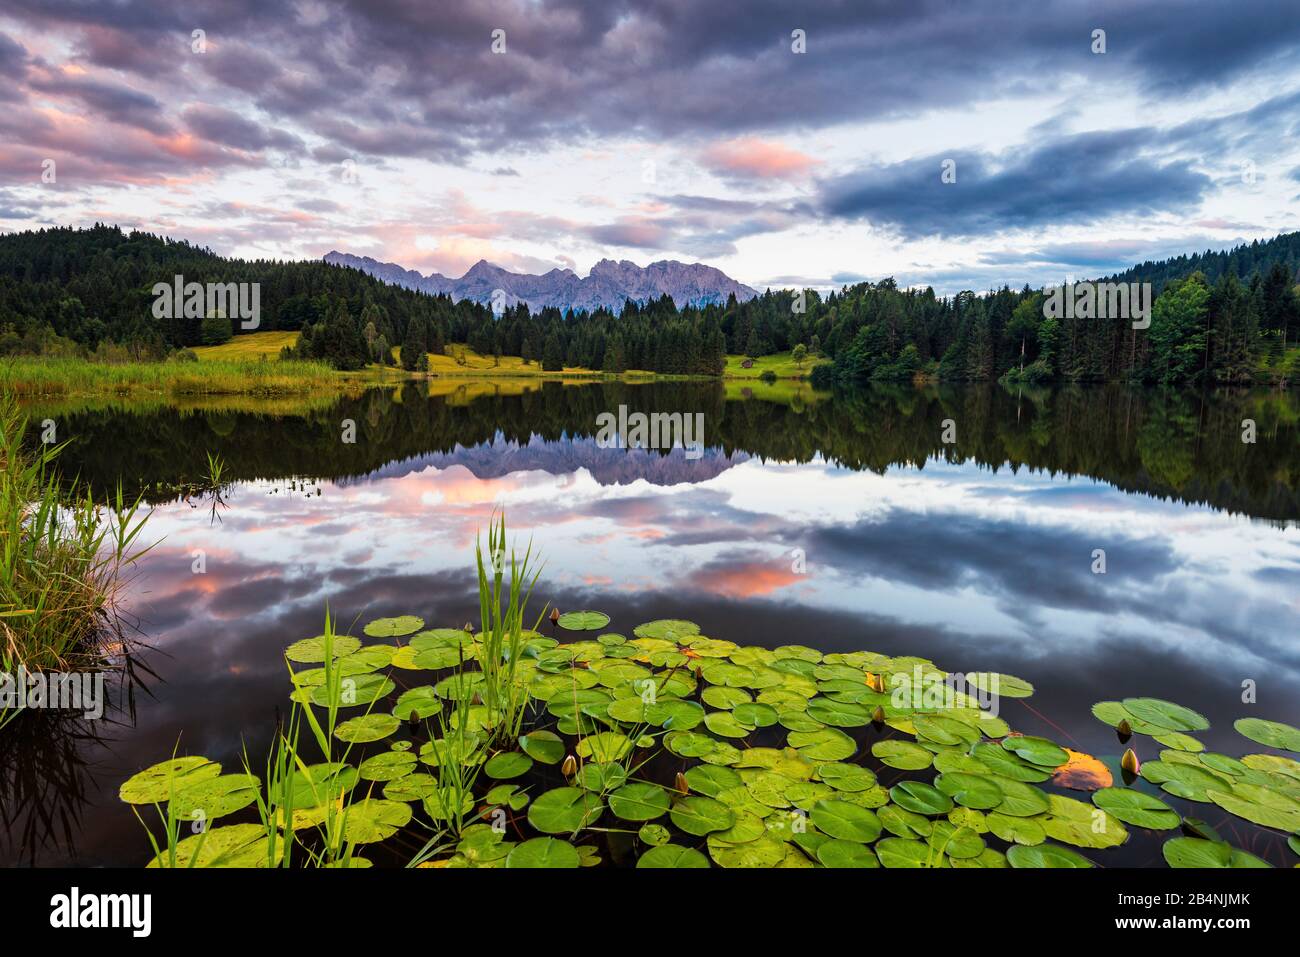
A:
[[323, 251, 758, 312]]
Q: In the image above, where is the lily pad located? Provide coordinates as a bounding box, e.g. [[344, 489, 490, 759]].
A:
[[334, 713, 400, 743], [872, 739, 933, 771], [341, 798, 412, 843], [363, 615, 425, 638], [519, 730, 565, 765], [1006, 842, 1093, 868], [1162, 836, 1271, 868], [285, 634, 362, 663], [637, 844, 710, 868], [484, 751, 534, 780], [609, 782, 671, 821], [120, 757, 222, 805], [1091, 787, 1180, 829], [810, 800, 882, 842], [506, 837, 580, 868], [528, 787, 603, 834], [557, 611, 610, 631], [1235, 717, 1300, 753], [670, 796, 734, 836]]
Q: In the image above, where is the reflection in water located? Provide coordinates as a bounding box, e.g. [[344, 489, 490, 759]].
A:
[[6, 381, 1299, 865]]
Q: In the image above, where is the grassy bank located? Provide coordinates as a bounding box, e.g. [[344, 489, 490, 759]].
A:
[[0, 356, 343, 397], [1, 398, 152, 724]]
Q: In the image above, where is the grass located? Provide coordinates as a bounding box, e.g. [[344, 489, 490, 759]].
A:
[[723, 350, 829, 379], [0, 397, 153, 726], [190, 331, 300, 360], [0, 356, 342, 397]]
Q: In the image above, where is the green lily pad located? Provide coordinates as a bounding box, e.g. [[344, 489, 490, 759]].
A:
[[934, 772, 1004, 810], [484, 751, 534, 780], [506, 837, 580, 868], [670, 796, 734, 836], [363, 615, 425, 638], [342, 798, 412, 843], [146, 823, 277, 868], [609, 783, 671, 822], [1092, 788, 1180, 829], [170, 774, 260, 821], [964, 672, 1035, 698], [817, 839, 880, 867], [519, 730, 565, 764], [358, 751, 417, 782], [120, 757, 222, 805], [890, 781, 954, 816], [528, 787, 603, 834], [1122, 697, 1209, 733], [557, 611, 610, 631], [1001, 735, 1068, 768], [633, 619, 700, 641], [638, 823, 671, 846], [334, 713, 400, 743], [392, 686, 441, 720], [1235, 717, 1300, 753], [285, 634, 362, 663], [787, 727, 856, 761], [1040, 794, 1128, 849], [871, 740, 933, 770], [1006, 843, 1093, 868], [875, 837, 943, 868], [1162, 836, 1272, 868], [810, 800, 882, 842], [637, 844, 710, 867]]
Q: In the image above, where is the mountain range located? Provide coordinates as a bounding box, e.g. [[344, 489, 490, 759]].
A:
[[323, 251, 758, 313]]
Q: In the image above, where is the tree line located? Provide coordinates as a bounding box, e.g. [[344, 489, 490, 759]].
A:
[[1, 224, 1296, 384]]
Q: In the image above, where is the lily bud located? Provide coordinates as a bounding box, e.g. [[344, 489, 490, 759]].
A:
[[549, 608, 561, 624], [871, 705, 886, 725], [1121, 748, 1140, 775], [675, 772, 690, 795], [1117, 719, 1132, 739], [463, 622, 474, 633], [561, 754, 577, 777]]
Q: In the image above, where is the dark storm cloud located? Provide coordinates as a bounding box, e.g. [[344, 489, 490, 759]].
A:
[[819, 129, 1212, 239], [5, 0, 1299, 159]]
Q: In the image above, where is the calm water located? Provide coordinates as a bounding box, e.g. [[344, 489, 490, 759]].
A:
[[4, 380, 1299, 866]]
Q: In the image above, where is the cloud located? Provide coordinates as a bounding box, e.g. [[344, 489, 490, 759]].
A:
[[819, 129, 1211, 239], [700, 136, 820, 181]]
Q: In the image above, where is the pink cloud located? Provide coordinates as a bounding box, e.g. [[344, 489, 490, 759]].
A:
[[700, 136, 819, 181]]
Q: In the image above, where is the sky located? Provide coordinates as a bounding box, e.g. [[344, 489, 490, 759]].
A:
[[2, 0, 1299, 294]]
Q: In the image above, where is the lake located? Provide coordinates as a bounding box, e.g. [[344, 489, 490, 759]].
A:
[[4, 380, 1298, 866]]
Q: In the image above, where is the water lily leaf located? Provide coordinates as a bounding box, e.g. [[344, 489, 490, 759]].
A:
[[638, 822, 671, 846], [633, 619, 700, 641], [334, 713, 400, 743], [707, 833, 786, 867], [1006, 843, 1093, 868], [1162, 836, 1271, 868], [879, 804, 933, 839], [670, 796, 734, 836], [285, 634, 361, 663], [363, 616, 424, 638], [1206, 785, 1300, 832], [927, 821, 984, 859], [484, 751, 534, 780], [558, 610, 610, 631], [964, 672, 1034, 698], [732, 702, 779, 728], [1140, 759, 1229, 802], [1001, 735, 1068, 768], [1235, 717, 1300, 753], [358, 751, 417, 782], [817, 762, 877, 793], [871, 740, 933, 771], [875, 837, 944, 868], [342, 798, 412, 843], [147, 823, 278, 868], [576, 731, 632, 762], [637, 844, 710, 868], [171, 774, 260, 821], [519, 730, 564, 764], [1122, 697, 1209, 733], [989, 776, 1050, 817], [506, 837, 580, 868], [704, 710, 751, 738], [683, 764, 743, 797], [702, 687, 752, 710], [971, 742, 1051, 782], [810, 800, 882, 842], [890, 781, 954, 816], [644, 698, 706, 731], [934, 772, 1003, 810], [528, 787, 603, 834], [120, 757, 222, 805], [787, 727, 856, 761], [817, 839, 880, 867], [806, 698, 872, 728], [1154, 731, 1204, 752], [609, 783, 671, 821], [309, 673, 395, 708], [1092, 787, 1180, 829], [1040, 794, 1127, 849], [913, 714, 980, 746], [987, 811, 1045, 845]]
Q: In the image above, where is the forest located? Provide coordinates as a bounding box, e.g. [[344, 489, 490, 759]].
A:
[[1, 224, 1296, 384]]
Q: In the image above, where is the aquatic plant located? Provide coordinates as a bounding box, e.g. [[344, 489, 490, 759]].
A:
[[0, 397, 153, 727], [118, 521, 1300, 868]]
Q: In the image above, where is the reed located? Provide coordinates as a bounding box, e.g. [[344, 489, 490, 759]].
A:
[[0, 397, 153, 726], [0, 356, 340, 397]]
